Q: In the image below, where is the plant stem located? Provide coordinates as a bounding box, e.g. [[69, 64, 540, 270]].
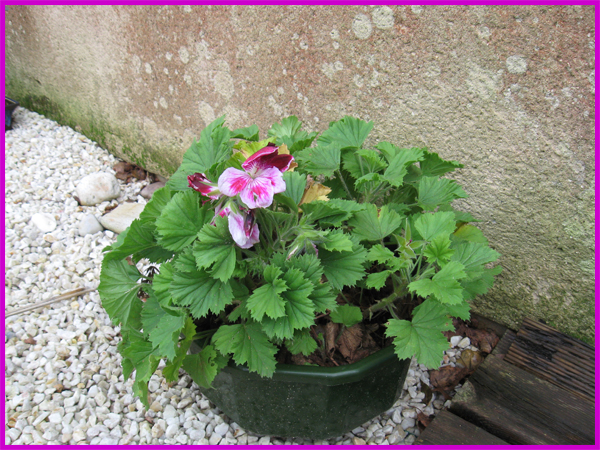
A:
[[363, 285, 407, 319], [366, 182, 386, 203], [336, 169, 354, 201]]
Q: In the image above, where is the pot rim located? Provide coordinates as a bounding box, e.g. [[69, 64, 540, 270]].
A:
[[221, 344, 407, 386]]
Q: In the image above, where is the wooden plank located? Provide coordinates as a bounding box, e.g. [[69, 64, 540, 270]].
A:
[[449, 355, 594, 445], [504, 318, 594, 403], [492, 329, 517, 359], [415, 410, 509, 445]]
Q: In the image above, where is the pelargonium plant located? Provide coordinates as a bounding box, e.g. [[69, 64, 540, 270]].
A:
[[99, 116, 501, 407]]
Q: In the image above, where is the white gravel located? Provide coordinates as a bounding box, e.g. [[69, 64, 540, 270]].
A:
[[5, 108, 473, 445]]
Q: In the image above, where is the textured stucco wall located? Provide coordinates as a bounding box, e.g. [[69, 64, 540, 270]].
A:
[[5, 5, 595, 342]]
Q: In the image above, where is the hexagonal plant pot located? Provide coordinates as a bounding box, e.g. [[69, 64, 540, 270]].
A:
[[189, 343, 410, 439]]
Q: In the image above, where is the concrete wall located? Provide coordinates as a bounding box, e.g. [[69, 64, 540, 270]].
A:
[[5, 5, 595, 342]]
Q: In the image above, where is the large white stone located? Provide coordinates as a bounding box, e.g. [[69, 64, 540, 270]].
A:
[[76, 173, 120, 206], [31, 213, 57, 233], [99, 203, 144, 234]]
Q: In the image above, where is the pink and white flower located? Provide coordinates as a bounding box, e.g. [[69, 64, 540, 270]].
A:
[[218, 145, 293, 209], [228, 209, 260, 249], [188, 173, 221, 200]]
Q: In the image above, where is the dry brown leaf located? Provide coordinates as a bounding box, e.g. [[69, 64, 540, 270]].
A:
[[338, 325, 363, 360], [430, 365, 470, 392], [417, 411, 435, 430], [465, 328, 499, 353], [324, 322, 339, 358], [113, 161, 147, 182], [299, 175, 331, 205]]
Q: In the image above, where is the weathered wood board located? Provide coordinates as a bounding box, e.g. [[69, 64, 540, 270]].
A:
[[449, 355, 594, 445], [504, 318, 594, 403], [415, 409, 509, 445]]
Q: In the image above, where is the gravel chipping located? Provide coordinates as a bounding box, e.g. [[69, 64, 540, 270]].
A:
[[5, 108, 477, 445]]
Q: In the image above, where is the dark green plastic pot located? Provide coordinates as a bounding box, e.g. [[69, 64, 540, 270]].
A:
[[189, 343, 410, 439]]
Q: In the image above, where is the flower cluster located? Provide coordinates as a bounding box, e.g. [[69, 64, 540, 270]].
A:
[[187, 144, 294, 248]]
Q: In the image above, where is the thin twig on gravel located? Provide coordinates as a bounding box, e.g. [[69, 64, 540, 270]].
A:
[[5, 287, 97, 317]]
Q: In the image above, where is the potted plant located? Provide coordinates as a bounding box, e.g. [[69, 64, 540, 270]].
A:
[[98, 115, 501, 439]]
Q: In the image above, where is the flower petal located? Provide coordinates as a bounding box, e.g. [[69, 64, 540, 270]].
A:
[[228, 211, 260, 249], [188, 173, 221, 199], [243, 145, 294, 173], [218, 168, 251, 197], [238, 176, 277, 209], [242, 145, 278, 171], [262, 167, 287, 195]]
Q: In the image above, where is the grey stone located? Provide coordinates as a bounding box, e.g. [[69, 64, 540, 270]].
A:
[[78, 214, 103, 236], [140, 181, 166, 199], [99, 203, 144, 234], [76, 173, 120, 206]]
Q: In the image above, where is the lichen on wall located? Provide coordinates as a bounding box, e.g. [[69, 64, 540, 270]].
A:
[[5, 4, 595, 342]]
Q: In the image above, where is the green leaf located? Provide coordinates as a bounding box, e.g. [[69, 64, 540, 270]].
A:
[[296, 144, 341, 178], [366, 244, 395, 264], [267, 116, 318, 153], [246, 266, 288, 321], [348, 204, 403, 242], [461, 266, 502, 300], [317, 116, 374, 150], [231, 124, 260, 141], [385, 298, 453, 368], [417, 176, 468, 211], [141, 294, 186, 361], [267, 115, 303, 139], [281, 171, 307, 206], [450, 241, 501, 280], [300, 200, 353, 227], [171, 270, 234, 318], [321, 230, 354, 252], [414, 211, 457, 242], [151, 262, 174, 306], [439, 299, 471, 320], [342, 148, 386, 180], [167, 116, 232, 190], [408, 261, 466, 305], [320, 239, 367, 290], [163, 317, 197, 382], [365, 270, 393, 289], [139, 185, 175, 224], [172, 247, 199, 272], [233, 137, 274, 157], [420, 150, 463, 177], [156, 191, 212, 252], [309, 284, 338, 313], [376, 143, 424, 187], [182, 345, 229, 389], [280, 269, 315, 331], [423, 236, 455, 264], [282, 254, 338, 313], [452, 224, 489, 245], [193, 216, 237, 282], [286, 328, 318, 356], [102, 219, 174, 264], [99, 259, 142, 330], [120, 339, 156, 377], [354, 172, 383, 191], [330, 304, 363, 327], [212, 322, 278, 377], [261, 315, 295, 340]]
